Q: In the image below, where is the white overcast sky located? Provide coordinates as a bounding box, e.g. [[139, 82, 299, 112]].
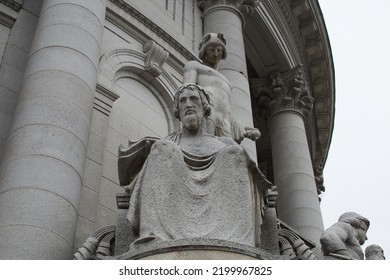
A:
[[318, 0, 390, 257]]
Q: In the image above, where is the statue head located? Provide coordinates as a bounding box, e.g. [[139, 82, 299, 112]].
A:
[[173, 83, 211, 133], [365, 244, 385, 260], [338, 212, 370, 245], [198, 33, 227, 65]]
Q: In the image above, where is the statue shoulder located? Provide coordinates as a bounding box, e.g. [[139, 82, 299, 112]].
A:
[[184, 60, 202, 71]]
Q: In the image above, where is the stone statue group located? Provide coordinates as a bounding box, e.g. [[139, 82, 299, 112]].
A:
[[76, 33, 385, 260], [120, 32, 267, 249]]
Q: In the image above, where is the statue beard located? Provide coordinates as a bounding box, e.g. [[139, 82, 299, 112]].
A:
[[182, 113, 201, 133]]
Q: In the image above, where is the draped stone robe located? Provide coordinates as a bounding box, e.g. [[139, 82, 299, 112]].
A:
[[124, 136, 267, 247]]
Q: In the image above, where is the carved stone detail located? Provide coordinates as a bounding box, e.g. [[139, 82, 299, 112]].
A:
[[253, 64, 314, 118], [74, 226, 116, 260], [312, 160, 325, 196], [143, 40, 169, 77], [265, 185, 277, 208], [108, 0, 197, 61], [279, 228, 317, 260], [198, 0, 259, 15], [0, 0, 22, 12]]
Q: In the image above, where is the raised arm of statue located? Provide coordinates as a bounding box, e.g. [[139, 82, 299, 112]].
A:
[[183, 61, 199, 84]]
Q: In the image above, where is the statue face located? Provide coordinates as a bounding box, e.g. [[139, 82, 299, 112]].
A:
[[203, 44, 223, 68], [354, 227, 368, 245], [178, 88, 204, 132]]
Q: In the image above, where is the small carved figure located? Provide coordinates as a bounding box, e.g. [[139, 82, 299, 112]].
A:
[[120, 83, 271, 247], [183, 33, 260, 143], [365, 244, 386, 260], [320, 212, 370, 260]]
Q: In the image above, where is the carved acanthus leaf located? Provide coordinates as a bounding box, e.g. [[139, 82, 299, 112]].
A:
[[253, 65, 314, 117]]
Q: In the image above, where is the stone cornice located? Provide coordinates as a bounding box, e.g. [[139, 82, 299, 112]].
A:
[[94, 84, 120, 116], [0, 0, 22, 12], [108, 0, 197, 62]]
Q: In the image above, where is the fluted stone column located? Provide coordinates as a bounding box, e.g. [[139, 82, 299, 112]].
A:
[[0, 0, 106, 259], [198, 0, 258, 159], [265, 65, 324, 245]]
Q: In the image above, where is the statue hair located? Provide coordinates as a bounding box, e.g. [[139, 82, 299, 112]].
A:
[[173, 83, 211, 120], [338, 212, 370, 231]]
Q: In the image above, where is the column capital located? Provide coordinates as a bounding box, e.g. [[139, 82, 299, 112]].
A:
[[198, 0, 259, 15], [253, 64, 314, 118]]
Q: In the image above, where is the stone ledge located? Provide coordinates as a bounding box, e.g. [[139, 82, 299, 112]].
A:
[[111, 238, 287, 260]]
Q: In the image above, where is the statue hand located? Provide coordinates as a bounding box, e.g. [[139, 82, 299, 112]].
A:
[[243, 127, 261, 141]]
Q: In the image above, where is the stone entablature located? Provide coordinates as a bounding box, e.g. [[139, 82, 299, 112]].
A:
[[0, 0, 22, 12], [289, 0, 335, 168], [249, 0, 334, 191], [108, 0, 198, 62]]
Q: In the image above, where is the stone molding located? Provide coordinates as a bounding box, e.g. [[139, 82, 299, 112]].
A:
[[116, 192, 130, 210], [198, 0, 259, 15], [0, 8, 15, 27], [94, 84, 119, 116], [264, 185, 277, 208], [108, 0, 197, 61], [143, 40, 169, 77], [98, 47, 178, 96], [74, 225, 116, 260], [98, 47, 178, 133], [114, 238, 283, 260], [252, 64, 314, 119], [0, 0, 22, 12], [278, 228, 317, 260]]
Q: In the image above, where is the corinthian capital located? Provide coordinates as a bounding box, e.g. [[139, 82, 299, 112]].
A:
[[198, 0, 259, 15], [253, 65, 314, 117]]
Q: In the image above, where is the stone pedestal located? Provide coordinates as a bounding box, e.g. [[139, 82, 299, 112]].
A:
[[198, 0, 258, 160], [114, 239, 281, 260], [0, 0, 106, 259]]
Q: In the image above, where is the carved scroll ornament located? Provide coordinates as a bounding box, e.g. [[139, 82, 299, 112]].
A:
[[143, 40, 169, 77]]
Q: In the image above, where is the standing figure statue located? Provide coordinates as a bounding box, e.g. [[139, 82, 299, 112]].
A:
[[183, 33, 260, 143], [320, 212, 370, 259]]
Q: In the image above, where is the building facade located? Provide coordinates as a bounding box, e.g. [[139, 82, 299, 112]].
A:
[[0, 0, 334, 259]]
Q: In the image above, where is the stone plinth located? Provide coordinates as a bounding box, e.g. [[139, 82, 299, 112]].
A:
[[113, 239, 283, 260]]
